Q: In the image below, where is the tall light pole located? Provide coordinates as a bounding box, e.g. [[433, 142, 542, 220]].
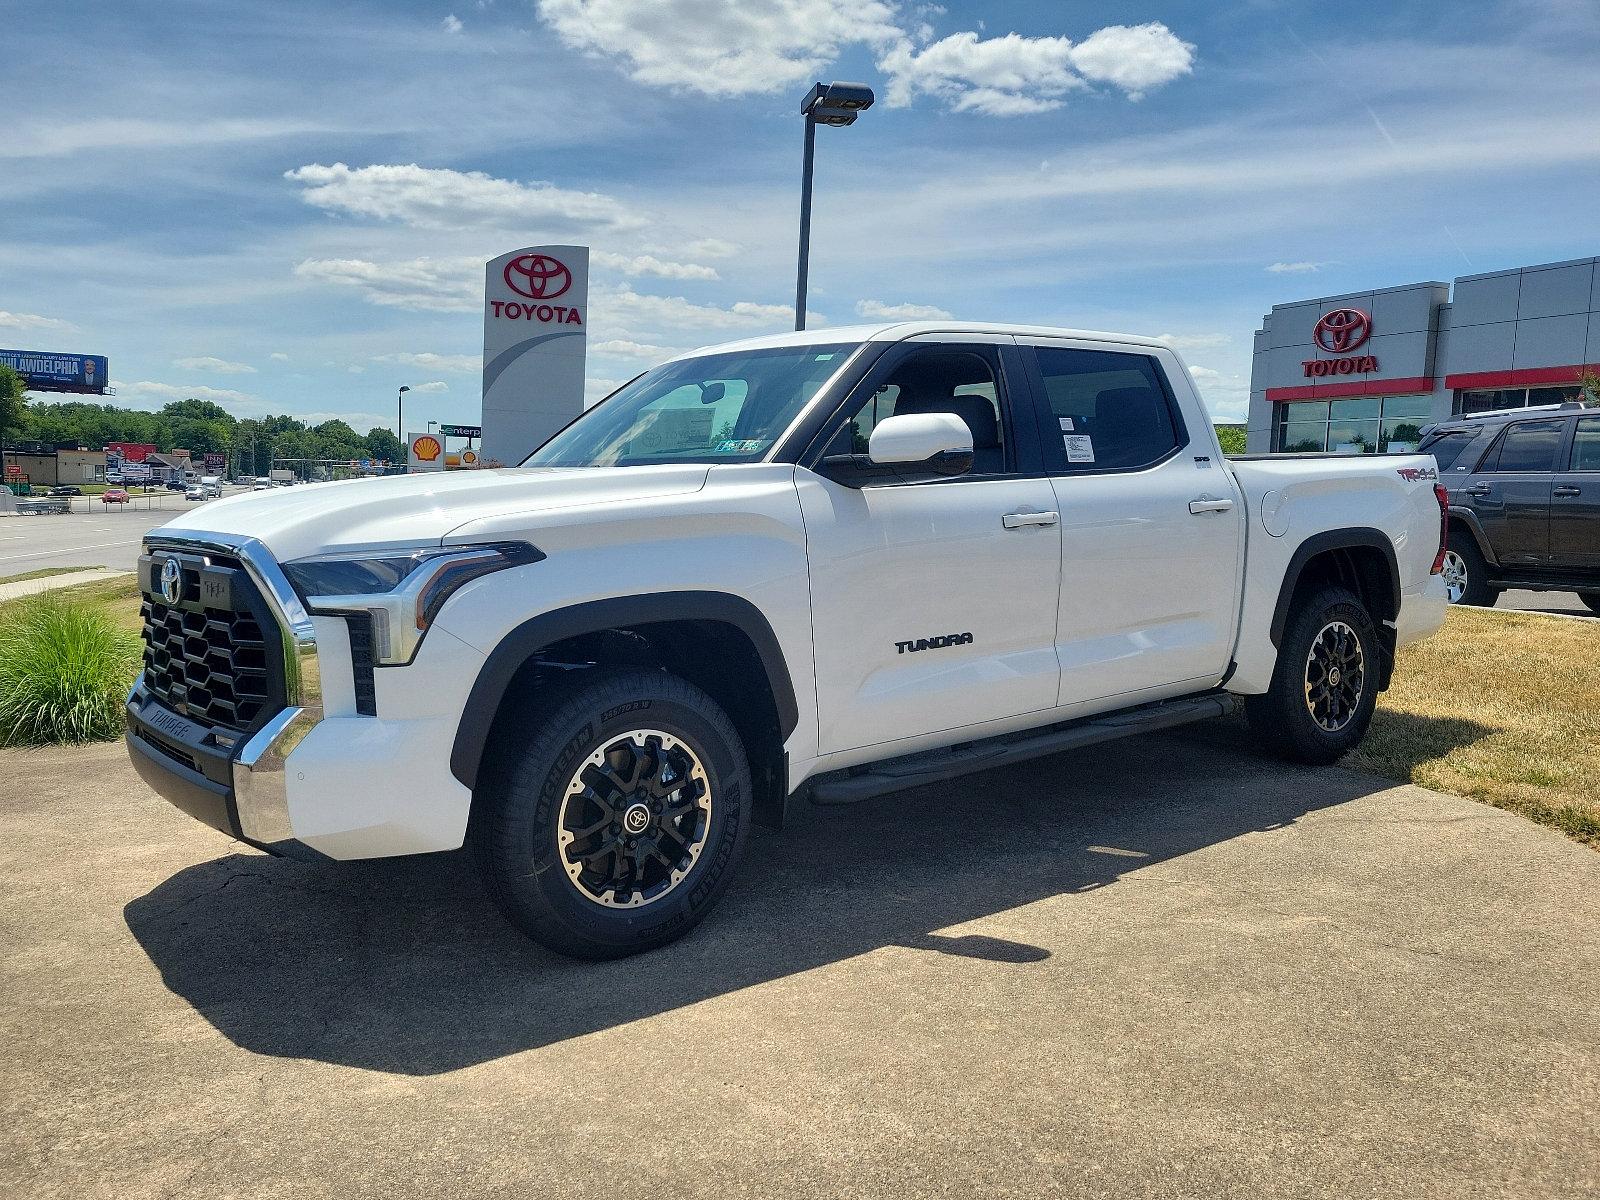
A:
[[795, 81, 874, 331], [395, 385, 411, 442]]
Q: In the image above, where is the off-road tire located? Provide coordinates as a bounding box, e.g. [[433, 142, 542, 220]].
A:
[[472, 667, 751, 960], [1245, 585, 1380, 766], [1445, 535, 1498, 607]]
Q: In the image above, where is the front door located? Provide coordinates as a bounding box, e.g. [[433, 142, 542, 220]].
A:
[[796, 342, 1062, 755], [1462, 417, 1564, 569], [1021, 341, 1243, 708]]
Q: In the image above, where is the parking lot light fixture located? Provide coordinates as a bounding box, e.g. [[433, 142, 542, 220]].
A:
[[795, 81, 874, 331], [396, 385, 411, 440]]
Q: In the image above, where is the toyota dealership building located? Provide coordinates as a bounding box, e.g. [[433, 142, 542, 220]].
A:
[[1246, 255, 1600, 454]]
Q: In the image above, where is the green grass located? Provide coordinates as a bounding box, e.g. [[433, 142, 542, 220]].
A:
[[0, 589, 143, 746]]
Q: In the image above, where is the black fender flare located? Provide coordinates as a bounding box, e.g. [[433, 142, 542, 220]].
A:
[[1445, 506, 1499, 567], [449, 591, 800, 791], [1268, 527, 1401, 649]]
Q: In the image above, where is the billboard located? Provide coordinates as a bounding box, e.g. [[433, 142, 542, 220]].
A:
[[1, 348, 108, 394], [481, 245, 588, 466], [106, 441, 157, 464]]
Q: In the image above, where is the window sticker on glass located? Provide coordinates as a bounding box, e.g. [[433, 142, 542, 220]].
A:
[[1058, 416, 1075, 431], [631, 407, 714, 454], [1064, 434, 1095, 463], [714, 438, 768, 454]]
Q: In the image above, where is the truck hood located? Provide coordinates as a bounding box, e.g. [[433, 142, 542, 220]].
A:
[[152, 466, 711, 563]]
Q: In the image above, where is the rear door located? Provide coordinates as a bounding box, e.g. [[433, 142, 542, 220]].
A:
[[796, 339, 1063, 754], [1019, 340, 1243, 708], [1550, 415, 1600, 572], [1462, 418, 1564, 569]]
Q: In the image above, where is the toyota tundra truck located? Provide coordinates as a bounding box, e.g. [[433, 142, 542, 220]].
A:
[[125, 322, 1449, 958]]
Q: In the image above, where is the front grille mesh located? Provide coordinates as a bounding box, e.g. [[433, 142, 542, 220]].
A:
[[139, 552, 281, 733]]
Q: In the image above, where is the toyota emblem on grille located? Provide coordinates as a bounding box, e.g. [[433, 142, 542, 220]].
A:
[[159, 558, 182, 604]]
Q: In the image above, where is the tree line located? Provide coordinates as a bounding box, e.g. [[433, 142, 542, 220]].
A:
[[0, 365, 406, 474]]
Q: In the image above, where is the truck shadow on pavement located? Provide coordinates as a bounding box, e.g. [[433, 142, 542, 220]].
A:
[[123, 715, 1476, 1075]]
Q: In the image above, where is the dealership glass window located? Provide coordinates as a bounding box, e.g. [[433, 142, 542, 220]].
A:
[[1275, 395, 1438, 453], [1454, 385, 1586, 414]]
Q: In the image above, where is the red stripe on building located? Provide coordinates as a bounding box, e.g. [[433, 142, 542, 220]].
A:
[[1443, 363, 1600, 390], [1266, 375, 1435, 403]]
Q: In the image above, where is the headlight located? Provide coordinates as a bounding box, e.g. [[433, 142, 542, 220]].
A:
[[283, 541, 543, 665]]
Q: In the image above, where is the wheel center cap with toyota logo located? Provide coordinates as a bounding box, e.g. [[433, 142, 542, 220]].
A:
[[1313, 307, 1372, 354], [622, 804, 651, 835], [503, 253, 572, 300]]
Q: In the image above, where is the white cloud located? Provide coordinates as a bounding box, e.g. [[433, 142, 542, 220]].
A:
[[346, 364, 365, 374], [293, 256, 479, 311], [585, 377, 624, 406], [1187, 365, 1221, 380], [285, 162, 645, 233], [413, 380, 449, 392], [1266, 261, 1325, 274], [879, 23, 1193, 115], [269, 352, 290, 361], [593, 286, 809, 332], [591, 250, 718, 280], [535, 0, 901, 96], [441, 13, 463, 33], [1154, 332, 1231, 350], [591, 339, 673, 359], [373, 351, 479, 372], [173, 355, 256, 374], [115, 381, 258, 409], [0, 310, 77, 334], [683, 238, 739, 259], [856, 299, 953, 320]]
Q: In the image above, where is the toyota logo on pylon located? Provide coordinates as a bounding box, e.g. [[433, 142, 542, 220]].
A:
[[503, 253, 572, 300], [1314, 307, 1372, 354]]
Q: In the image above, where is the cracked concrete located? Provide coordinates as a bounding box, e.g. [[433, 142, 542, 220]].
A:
[[2, 719, 1597, 1199]]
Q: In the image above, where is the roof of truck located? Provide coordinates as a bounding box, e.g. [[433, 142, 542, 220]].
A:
[[669, 321, 1178, 361]]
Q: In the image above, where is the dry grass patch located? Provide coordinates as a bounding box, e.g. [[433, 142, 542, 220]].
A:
[[1350, 606, 1600, 846]]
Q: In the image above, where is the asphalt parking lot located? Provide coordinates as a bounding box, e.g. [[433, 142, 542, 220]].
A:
[[0, 488, 246, 576], [3, 720, 1596, 1199]]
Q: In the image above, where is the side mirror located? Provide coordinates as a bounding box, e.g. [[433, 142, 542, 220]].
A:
[[819, 412, 974, 487]]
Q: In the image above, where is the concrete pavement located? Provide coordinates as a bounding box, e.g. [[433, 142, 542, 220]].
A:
[[0, 567, 130, 602], [0, 490, 234, 577], [2, 720, 1596, 1198]]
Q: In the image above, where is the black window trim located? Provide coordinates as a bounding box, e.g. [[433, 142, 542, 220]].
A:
[[1563, 414, 1600, 473], [1016, 340, 1191, 477], [795, 339, 1045, 485], [1474, 416, 1572, 475]]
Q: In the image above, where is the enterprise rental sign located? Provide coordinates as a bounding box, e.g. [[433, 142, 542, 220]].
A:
[[1, 348, 109, 394]]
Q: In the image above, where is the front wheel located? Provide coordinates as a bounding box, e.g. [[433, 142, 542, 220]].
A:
[[472, 668, 751, 960], [1442, 537, 1498, 607], [1246, 586, 1380, 765]]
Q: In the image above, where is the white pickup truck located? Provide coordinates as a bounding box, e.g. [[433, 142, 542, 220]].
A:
[[126, 322, 1449, 958]]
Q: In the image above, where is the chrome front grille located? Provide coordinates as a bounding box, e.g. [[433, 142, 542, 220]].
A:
[[138, 550, 286, 734]]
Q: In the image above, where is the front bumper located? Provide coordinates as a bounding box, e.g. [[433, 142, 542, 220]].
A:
[[125, 531, 324, 860]]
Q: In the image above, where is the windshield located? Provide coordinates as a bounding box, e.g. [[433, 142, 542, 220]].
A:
[[525, 343, 856, 467]]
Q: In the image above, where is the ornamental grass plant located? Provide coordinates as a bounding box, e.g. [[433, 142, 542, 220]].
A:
[[0, 591, 142, 746]]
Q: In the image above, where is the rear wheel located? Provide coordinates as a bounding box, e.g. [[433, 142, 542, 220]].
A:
[[1442, 537, 1498, 607], [473, 668, 751, 960], [1246, 586, 1380, 765]]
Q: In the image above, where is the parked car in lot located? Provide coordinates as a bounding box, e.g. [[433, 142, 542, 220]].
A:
[[47, 485, 82, 496], [1420, 403, 1600, 612], [252, 477, 273, 490], [102, 488, 130, 505], [184, 485, 208, 501], [166, 479, 188, 492], [127, 322, 1449, 959]]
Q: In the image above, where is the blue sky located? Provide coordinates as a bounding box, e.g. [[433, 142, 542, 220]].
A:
[[4, 0, 1598, 429]]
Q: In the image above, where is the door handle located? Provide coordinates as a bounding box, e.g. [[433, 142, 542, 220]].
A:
[[1002, 510, 1059, 529], [1553, 485, 1582, 497], [1465, 484, 1492, 497], [1188, 497, 1234, 514]]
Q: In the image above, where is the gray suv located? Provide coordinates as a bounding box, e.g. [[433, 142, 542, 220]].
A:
[[1420, 404, 1600, 612]]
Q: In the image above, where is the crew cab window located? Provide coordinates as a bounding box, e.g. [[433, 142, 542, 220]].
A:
[[1569, 417, 1600, 472], [824, 348, 1009, 475], [1032, 347, 1184, 472], [1420, 430, 1479, 472], [1482, 419, 1564, 473]]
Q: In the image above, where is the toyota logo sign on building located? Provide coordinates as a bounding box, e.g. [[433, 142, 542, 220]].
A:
[[1313, 307, 1372, 353], [503, 254, 572, 300]]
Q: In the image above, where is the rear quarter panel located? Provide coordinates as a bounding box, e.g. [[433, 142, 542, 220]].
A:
[[1227, 454, 1446, 693]]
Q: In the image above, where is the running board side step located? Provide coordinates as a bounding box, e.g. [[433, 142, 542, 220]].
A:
[[808, 693, 1240, 806]]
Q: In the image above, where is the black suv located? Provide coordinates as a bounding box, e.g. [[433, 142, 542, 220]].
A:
[[1420, 403, 1600, 612]]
